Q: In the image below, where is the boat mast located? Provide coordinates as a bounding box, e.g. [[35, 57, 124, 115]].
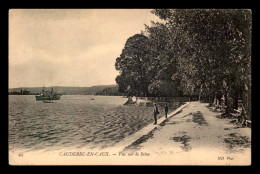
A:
[[42, 86, 45, 95]]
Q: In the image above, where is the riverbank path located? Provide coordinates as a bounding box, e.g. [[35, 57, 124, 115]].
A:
[[123, 101, 251, 165]]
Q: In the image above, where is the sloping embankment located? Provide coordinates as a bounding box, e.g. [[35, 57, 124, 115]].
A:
[[110, 102, 189, 152]]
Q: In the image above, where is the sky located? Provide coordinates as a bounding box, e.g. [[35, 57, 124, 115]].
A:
[[9, 9, 161, 88]]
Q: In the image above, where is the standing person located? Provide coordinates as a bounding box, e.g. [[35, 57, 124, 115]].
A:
[[153, 103, 159, 124], [165, 104, 168, 118]]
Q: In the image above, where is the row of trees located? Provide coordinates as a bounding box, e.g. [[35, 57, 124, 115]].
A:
[[95, 86, 125, 96], [115, 9, 251, 117]]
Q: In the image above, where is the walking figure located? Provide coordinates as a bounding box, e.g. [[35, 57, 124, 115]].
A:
[[165, 104, 168, 118], [153, 103, 159, 124]]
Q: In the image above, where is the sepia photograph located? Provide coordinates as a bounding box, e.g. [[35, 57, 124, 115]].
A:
[[8, 9, 251, 165]]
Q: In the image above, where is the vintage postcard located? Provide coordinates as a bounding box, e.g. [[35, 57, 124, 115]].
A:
[[8, 9, 251, 165]]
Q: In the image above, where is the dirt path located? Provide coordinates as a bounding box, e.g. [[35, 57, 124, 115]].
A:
[[124, 101, 251, 165]]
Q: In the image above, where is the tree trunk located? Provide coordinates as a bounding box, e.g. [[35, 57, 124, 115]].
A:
[[209, 95, 212, 106], [224, 93, 228, 106], [213, 94, 217, 107], [198, 84, 202, 102], [234, 91, 239, 109], [225, 91, 235, 115]]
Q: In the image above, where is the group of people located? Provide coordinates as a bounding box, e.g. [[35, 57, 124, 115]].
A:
[[153, 103, 168, 125]]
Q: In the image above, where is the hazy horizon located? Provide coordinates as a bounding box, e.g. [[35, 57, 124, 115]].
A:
[[8, 84, 117, 89], [9, 9, 161, 88]]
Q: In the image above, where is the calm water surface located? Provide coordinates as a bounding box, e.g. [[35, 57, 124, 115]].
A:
[[9, 95, 163, 151]]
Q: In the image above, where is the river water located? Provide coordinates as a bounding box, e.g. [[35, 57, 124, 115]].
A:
[[9, 95, 176, 152]]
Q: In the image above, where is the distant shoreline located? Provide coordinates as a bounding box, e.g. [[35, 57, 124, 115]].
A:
[[8, 94, 126, 96], [8, 84, 121, 96]]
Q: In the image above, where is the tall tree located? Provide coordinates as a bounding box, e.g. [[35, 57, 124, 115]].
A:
[[115, 34, 151, 97], [145, 22, 180, 97]]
